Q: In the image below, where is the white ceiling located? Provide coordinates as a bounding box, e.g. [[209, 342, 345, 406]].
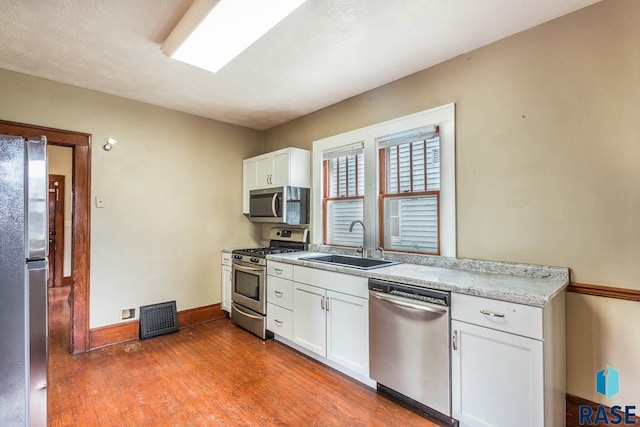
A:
[[0, 0, 600, 130]]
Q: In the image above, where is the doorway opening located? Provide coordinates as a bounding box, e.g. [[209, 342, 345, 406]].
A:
[[0, 119, 91, 353], [48, 173, 66, 288]]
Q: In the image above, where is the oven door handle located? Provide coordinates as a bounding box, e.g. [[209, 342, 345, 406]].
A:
[[233, 263, 264, 273], [232, 302, 263, 320]]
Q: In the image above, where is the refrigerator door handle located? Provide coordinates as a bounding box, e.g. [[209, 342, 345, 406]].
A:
[[26, 136, 48, 260]]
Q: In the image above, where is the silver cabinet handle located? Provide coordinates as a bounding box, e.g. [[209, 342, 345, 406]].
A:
[[320, 296, 325, 310], [274, 319, 283, 326], [274, 290, 283, 297], [326, 297, 330, 312], [452, 330, 458, 351], [480, 309, 505, 318], [275, 268, 283, 274]]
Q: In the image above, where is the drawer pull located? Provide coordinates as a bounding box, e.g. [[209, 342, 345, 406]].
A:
[[274, 290, 283, 297], [275, 268, 283, 274], [480, 309, 505, 318], [274, 319, 283, 326]]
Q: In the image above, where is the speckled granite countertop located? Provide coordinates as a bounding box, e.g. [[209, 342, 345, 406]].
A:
[[266, 250, 569, 307]]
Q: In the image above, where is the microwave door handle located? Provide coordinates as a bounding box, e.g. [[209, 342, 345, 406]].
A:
[[271, 193, 279, 217]]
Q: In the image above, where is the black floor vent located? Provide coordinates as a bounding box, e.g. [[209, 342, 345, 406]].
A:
[[139, 301, 179, 340]]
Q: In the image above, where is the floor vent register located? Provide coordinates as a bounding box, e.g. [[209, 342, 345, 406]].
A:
[[139, 300, 179, 340]]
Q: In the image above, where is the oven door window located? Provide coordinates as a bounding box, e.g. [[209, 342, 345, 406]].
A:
[[234, 269, 260, 301]]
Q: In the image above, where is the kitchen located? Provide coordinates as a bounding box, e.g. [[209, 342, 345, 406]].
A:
[[0, 0, 639, 425]]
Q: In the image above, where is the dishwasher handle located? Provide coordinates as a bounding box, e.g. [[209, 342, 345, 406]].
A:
[[370, 290, 448, 315]]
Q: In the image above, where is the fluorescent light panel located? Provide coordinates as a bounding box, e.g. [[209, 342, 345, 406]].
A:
[[168, 0, 306, 73]]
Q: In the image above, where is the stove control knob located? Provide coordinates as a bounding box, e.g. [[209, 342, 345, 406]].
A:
[[250, 258, 260, 263]]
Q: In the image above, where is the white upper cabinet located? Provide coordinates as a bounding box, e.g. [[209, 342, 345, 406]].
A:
[[243, 147, 310, 214]]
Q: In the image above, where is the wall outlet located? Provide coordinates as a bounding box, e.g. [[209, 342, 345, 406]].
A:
[[121, 308, 136, 320]]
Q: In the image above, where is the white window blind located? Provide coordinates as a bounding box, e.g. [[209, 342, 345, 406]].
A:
[[323, 144, 365, 246]]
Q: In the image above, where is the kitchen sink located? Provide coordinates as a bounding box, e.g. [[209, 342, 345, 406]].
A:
[[299, 254, 400, 270]]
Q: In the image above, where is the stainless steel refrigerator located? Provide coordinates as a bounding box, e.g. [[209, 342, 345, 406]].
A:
[[0, 135, 48, 426]]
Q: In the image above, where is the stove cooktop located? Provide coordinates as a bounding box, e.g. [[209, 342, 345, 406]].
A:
[[232, 246, 304, 258]]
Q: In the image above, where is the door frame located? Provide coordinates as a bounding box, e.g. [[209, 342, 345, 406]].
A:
[[48, 174, 65, 288], [0, 119, 91, 353]]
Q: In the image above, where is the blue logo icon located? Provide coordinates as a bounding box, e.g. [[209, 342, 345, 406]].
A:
[[596, 365, 620, 399]]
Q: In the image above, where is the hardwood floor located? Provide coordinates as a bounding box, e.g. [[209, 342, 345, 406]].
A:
[[48, 288, 438, 426]]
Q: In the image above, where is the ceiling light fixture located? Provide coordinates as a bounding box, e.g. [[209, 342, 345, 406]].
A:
[[162, 0, 306, 73]]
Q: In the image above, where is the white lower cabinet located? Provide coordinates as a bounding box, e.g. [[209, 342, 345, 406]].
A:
[[451, 292, 565, 427], [221, 253, 232, 313], [451, 320, 543, 427], [326, 290, 369, 375], [292, 282, 369, 378], [293, 282, 326, 355]]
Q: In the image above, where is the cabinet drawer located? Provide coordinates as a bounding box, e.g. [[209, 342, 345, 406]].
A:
[[451, 293, 543, 340], [221, 252, 232, 267], [267, 303, 293, 341], [267, 276, 293, 310], [267, 261, 293, 280], [293, 266, 368, 298]]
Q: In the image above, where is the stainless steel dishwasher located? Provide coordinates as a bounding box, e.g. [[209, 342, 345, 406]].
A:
[[369, 278, 452, 421]]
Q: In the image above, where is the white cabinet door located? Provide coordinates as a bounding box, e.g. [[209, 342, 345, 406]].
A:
[[242, 159, 257, 214], [222, 265, 232, 313], [451, 320, 544, 427], [293, 282, 326, 356], [255, 155, 273, 187], [271, 149, 290, 187], [326, 291, 369, 377]]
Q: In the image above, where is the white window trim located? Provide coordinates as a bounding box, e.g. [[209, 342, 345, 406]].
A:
[[312, 103, 456, 257]]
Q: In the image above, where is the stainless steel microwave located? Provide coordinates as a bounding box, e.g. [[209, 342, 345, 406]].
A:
[[249, 186, 310, 225]]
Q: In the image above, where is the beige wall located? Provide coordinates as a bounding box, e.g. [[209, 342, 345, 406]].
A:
[[47, 145, 73, 276], [0, 68, 263, 328], [264, 0, 640, 405]]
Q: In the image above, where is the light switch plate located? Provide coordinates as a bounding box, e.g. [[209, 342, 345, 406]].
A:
[[95, 196, 105, 208]]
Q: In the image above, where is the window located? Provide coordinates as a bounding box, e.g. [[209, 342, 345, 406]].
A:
[[312, 103, 455, 257], [379, 127, 440, 254], [322, 145, 364, 246]]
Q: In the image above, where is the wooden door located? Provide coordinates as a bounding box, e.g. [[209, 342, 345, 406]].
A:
[[48, 175, 65, 287]]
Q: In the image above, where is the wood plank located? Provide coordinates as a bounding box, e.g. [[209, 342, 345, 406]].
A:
[[567, 282, 640, 302], [70, 142, 91, 353], [177, 303, 226, 327], [48, 287, 442, 426], [88, 303, 227, 350], [89, 321, 140, 349]]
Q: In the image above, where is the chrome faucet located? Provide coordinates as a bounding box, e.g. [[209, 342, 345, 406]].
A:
[[348, 220, 367, 258]]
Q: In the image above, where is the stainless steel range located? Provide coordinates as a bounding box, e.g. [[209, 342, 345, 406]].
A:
[[231, 228, 308, 339]]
